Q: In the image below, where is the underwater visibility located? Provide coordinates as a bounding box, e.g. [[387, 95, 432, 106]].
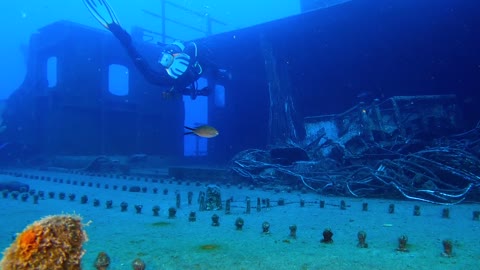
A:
[[1, 0, 480, 269]]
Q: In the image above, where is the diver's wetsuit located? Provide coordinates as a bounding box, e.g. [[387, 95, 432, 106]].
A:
[[107, 23, 205, 97]]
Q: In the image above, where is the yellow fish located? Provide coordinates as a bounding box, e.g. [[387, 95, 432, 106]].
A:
[[184, 125, 219, 138]]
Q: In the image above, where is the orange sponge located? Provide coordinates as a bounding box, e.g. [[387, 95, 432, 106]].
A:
[[0, 214, 88, 270]]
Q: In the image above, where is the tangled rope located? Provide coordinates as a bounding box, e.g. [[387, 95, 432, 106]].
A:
[[230, 125, 480, 205]]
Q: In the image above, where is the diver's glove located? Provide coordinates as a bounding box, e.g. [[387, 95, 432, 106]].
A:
[[107, 23, 132, 47]]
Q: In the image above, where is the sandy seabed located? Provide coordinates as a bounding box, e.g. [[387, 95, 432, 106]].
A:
[[1, 169, 479, 270]]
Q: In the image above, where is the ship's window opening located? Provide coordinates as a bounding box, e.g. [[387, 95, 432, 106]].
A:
[[47, 56, 57, 88], [108, 64, 129, 96]]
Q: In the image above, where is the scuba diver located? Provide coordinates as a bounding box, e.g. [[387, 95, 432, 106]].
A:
[[83, 0, 210, 99]]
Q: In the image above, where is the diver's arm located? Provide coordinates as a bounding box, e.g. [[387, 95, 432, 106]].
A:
[[107, 23, 173, 86]]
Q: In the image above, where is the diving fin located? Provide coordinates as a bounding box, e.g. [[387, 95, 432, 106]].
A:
[[83, 0, 121, 29]]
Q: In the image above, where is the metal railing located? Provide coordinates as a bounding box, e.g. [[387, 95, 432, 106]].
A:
[[141, 0, 227, 43]]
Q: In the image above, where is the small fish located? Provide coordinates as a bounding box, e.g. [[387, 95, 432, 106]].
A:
[[184, 125, 219, 138]]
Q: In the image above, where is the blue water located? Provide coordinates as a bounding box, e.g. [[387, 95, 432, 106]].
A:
[[0, 0, 480, 269], [1, 0, 302, 99]]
